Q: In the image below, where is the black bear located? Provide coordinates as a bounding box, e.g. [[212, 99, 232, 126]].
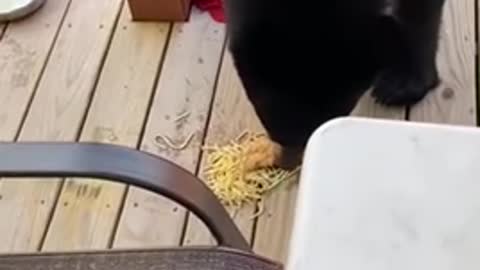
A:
[[224, 0, 446, 168]]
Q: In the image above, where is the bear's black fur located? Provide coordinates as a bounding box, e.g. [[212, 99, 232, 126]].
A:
[[224, 0, 446, 168]]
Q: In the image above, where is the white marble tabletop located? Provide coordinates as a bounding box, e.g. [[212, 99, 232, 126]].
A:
[[287, 117, 480, 270]]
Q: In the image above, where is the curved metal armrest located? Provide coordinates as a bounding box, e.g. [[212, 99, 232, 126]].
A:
[[0, 142, 250, 251]]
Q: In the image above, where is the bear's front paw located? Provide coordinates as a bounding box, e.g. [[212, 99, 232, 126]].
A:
[[372, 68, 439, 106]]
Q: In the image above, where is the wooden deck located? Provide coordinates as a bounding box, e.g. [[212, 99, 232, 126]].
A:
[[0, 0, 476, 263]]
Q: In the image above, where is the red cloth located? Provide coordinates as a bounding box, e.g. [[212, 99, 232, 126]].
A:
[[193, 0, 225, 23]]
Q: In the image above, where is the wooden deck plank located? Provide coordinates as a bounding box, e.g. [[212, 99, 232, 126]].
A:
[[352, 93, 406, 120], [252, 178, 299, 262], [113, 8, 226, 249], [182, 52, 257, 246], [41, 5, 170, 252], [0, 0, 123, 253], [410, 0, 476, 125], [0, 0, 71, 253], [0, 0, 69, 142]]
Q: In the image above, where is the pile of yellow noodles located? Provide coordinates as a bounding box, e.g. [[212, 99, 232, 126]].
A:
[[202, 132, 296, 208]]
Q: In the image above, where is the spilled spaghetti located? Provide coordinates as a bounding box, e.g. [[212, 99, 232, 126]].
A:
[[202, 132, 300, 215]]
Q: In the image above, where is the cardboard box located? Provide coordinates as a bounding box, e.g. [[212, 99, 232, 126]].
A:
[[128, 0, 191, 21]]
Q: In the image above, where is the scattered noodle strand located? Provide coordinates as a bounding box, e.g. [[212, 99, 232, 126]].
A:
[[154, 133, 195, 150], [249, 199, 265, 220]]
